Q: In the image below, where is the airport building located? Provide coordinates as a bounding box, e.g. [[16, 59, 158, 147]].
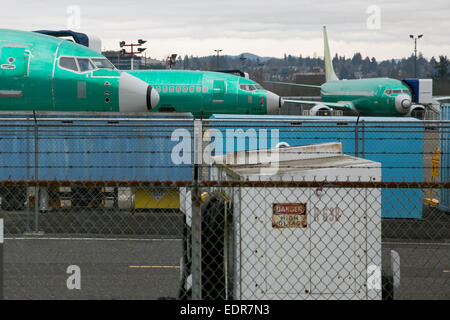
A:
[[102, 50, 165, 70]]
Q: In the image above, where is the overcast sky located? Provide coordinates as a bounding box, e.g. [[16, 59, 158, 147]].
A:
[[1, 0, 449, 61]]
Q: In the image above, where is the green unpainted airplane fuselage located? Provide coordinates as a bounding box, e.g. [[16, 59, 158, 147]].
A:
[[5, 27, 412, 118], [321, 78, 413, 116], [0, 29, 158, 113], [0, 29, 283, 118], [128, 70, 282, 118], [282, 26, 416, 117]]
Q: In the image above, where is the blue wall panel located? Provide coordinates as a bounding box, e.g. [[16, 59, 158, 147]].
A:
[[209, 114, 424, 219], [0, 112, 194, 182]]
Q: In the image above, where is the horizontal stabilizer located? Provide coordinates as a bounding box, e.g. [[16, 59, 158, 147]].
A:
[[265, 81, 322, 89]]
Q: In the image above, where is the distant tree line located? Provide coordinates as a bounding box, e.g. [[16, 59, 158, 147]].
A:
[[168, 53, 450, 94]]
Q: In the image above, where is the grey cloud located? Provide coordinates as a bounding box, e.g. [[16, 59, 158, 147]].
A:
[[1, 0, 449, 59]]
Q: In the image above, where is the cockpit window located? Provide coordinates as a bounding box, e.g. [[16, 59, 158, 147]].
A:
[[385, 89, 409, 95], [240, 84, 249, 91], [91, 58, 115, 70], [59, 57, 78, 72], [77, 58, 96, 72]]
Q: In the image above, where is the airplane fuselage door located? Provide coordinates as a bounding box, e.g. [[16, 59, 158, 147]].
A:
[[0, 46, 30, 78], [54, 58, 90, 111], [0, 45, 32, 109], [213, 79, 226, 103]]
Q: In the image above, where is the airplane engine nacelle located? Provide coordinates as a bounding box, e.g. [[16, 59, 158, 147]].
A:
[[119, 72, 160, 112], [405, 105, 426, 119], [309, 103, 333, 116]]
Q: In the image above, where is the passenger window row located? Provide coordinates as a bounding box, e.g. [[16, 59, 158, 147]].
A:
[[155, 86, 207, 94], [240, 84, 263, 91]]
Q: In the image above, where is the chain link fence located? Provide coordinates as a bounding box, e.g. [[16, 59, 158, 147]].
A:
[[0, 113, 448, 300], [179, 181, 450, 300]]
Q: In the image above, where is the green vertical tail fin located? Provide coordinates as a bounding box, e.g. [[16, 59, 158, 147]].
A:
[[323, 26, 339, 82]]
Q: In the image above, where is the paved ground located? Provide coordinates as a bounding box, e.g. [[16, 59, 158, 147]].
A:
[[3, 237, 183, 300], [382, 240, 450, 300], [0, 208, 185, 237], [382, 205, 450, 240], [2, 235, 449, 300]]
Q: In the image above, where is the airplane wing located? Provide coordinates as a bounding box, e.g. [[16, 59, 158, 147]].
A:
[[434, 97, 450, 102], [283, 99, 353, 111], [265, 81, 322, 89]]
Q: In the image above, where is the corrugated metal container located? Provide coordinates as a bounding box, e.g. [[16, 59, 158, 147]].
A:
[[440, 105, 450, 212], [208, 114, 424, 219], [0, 112, 194, 181]]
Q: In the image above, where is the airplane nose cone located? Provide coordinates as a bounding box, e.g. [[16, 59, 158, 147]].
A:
[[146, 86, 160, 111], [119, 72, 160, 112], [266, 91, 283, 114], [395, 94, 412, 113]]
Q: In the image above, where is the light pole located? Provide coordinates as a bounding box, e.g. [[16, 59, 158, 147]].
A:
[[214, 49, 222, 70], [167, 54, 178, 70], [120, 39, 147, 70], [409, 34, 423, 78], [258, 62, 265, 83]]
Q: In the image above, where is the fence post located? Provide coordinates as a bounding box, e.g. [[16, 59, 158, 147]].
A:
[[361, 120, 365, 158], [33, 112, 39, 233], [191, 120, 203, 300], [355, 117, 360, 157], [26, 119, 31, 233], [0, 218, 3, 300]]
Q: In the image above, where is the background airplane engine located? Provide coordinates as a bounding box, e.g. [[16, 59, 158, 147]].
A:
[[405, 105, 426, 119], [266, 91, 284, 114], [310, 103, 333, 116]]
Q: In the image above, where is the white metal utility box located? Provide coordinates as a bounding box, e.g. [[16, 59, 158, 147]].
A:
[[181, 142, 382, 300]]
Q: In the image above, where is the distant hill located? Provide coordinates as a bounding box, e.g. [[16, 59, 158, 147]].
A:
[[225, 53, 273, 62]]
